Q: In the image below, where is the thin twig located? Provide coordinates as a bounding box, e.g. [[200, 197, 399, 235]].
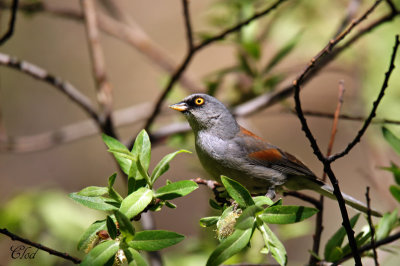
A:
[[0, 0, 19, 45], [329, 35, 400, 162], [333, 0, 361, 38], [309, 81, 346, 265], [294, 79, 361, 264], [337, 231, 400, 263], [234, 2, 399, 118], [0, 1, 203, 92], [297, 110, 400, 125], [80, 0, 116, 137], [194, 0, 287, 51], [365, 187, 379, 266], [182, 0, 194, 52], [282, 191, 321, 210], [0, 52, 99, 122], [0, 228, 81, 264], [141, 0, 288, 136]]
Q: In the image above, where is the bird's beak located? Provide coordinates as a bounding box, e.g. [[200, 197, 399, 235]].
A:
[[169, 102, 188, 112]]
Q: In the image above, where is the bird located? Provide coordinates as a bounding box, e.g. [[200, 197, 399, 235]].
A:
[[169, 93, 381, 217]]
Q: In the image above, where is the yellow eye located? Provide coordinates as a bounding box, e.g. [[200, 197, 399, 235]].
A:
[[194, 97, 205, 106]]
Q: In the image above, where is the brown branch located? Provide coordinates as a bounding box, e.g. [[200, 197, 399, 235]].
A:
[[329, 35, 400, 162], [0, 52, 99, 122], [365, 187, 379, 266], [80, 0, 116, 137], [0, 1, 202, 93], [0, 0, 18, 45], [309, 81, 346, 265], [234, 3, 400, 118], [0, 228, 81, 264]]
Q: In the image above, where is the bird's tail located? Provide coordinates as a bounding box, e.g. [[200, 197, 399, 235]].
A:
[[285, 177, 382, 217]]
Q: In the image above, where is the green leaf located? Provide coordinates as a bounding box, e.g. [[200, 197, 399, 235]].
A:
[[221, 176, 254, 208], [165, 201, 177, 209], [382, 127, 400, 155], [136, 158, 151, 186], [235, 205, 262, 230], [128, 230, 184, 251], [114, 210, 135, 240], [81, 240, 119, 266], [242, 41, 261, 60], [108, 173, 123, 203], [77, 186, 108, 197], [209, 199, 222, 210], [206, 228, 252, 266], [257, 219, 287, 266], [199, 216, 219, 227], [376, 209, 398, 241], [259, 205, 318, 224], [390, 185, 400, 202], [119, 187, 153, 219], [155, 180, 198, 200], [263, 32, 302, 74], [102, 134, 132, 175], [238, 51, 255, 77], [253, 196, 274, 207], [108, 148, 136, 161], [150, 150, 191, 184], [123, 248, 149, 266], [381, 162, 400, 185], [69, 193, 118, 211], [106, 215, 117, 239], [77, 220, 106, 251], [132, 130, 151, 171], [324, 213, 360, 261]]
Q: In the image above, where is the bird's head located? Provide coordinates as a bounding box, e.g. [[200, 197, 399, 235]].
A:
[[169, 94, 239, 136]]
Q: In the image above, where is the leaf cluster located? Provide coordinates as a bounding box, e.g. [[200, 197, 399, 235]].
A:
[[69, 130, 197, 265]]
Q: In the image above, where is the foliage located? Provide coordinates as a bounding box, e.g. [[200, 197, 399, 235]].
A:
[[69, 130, 196, 265], [202, 176, 318, 266]]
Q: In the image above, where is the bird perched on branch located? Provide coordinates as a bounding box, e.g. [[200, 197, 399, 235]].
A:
[[170, 93, 381, 217]]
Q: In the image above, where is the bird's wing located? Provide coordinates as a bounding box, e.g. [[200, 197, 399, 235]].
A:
[[237, 127, 316, 178]]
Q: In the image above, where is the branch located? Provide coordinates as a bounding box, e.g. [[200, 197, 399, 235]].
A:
[[282, 191, 321, 210], [0, 0, 18, 45], [338, 231, 400, 263], [234, 2, 400, 118], [141, 0, 288, 135], [309, 81, 345, 265], [329, 35, 400, 162], [80, 0, 116, 137], [365, 187, 379, 266], [182, 0, 194, 52], [0, 52, 99, 122], [0, 228, 81, 264], [0, 1, 202, 92]]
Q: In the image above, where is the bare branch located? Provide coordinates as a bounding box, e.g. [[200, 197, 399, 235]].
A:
[[0, 0, 19, 45], [329, 35, 400, 162], [142, 0, 288, 135], [0, 228, 81, 264], [182, 0, 194, 52], [365, 187, 379, 266], [309, 81, 346, 265], [0, 52, 99, 121], [338, 231, 400, 263], [80, 0, 116, 137], [0, 1, 203, 93]]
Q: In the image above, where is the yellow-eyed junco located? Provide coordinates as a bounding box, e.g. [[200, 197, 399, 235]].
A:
[[170, 94, 380, 216]]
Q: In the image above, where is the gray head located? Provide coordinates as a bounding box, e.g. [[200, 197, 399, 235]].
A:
[[169, 94, 239, 137]]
